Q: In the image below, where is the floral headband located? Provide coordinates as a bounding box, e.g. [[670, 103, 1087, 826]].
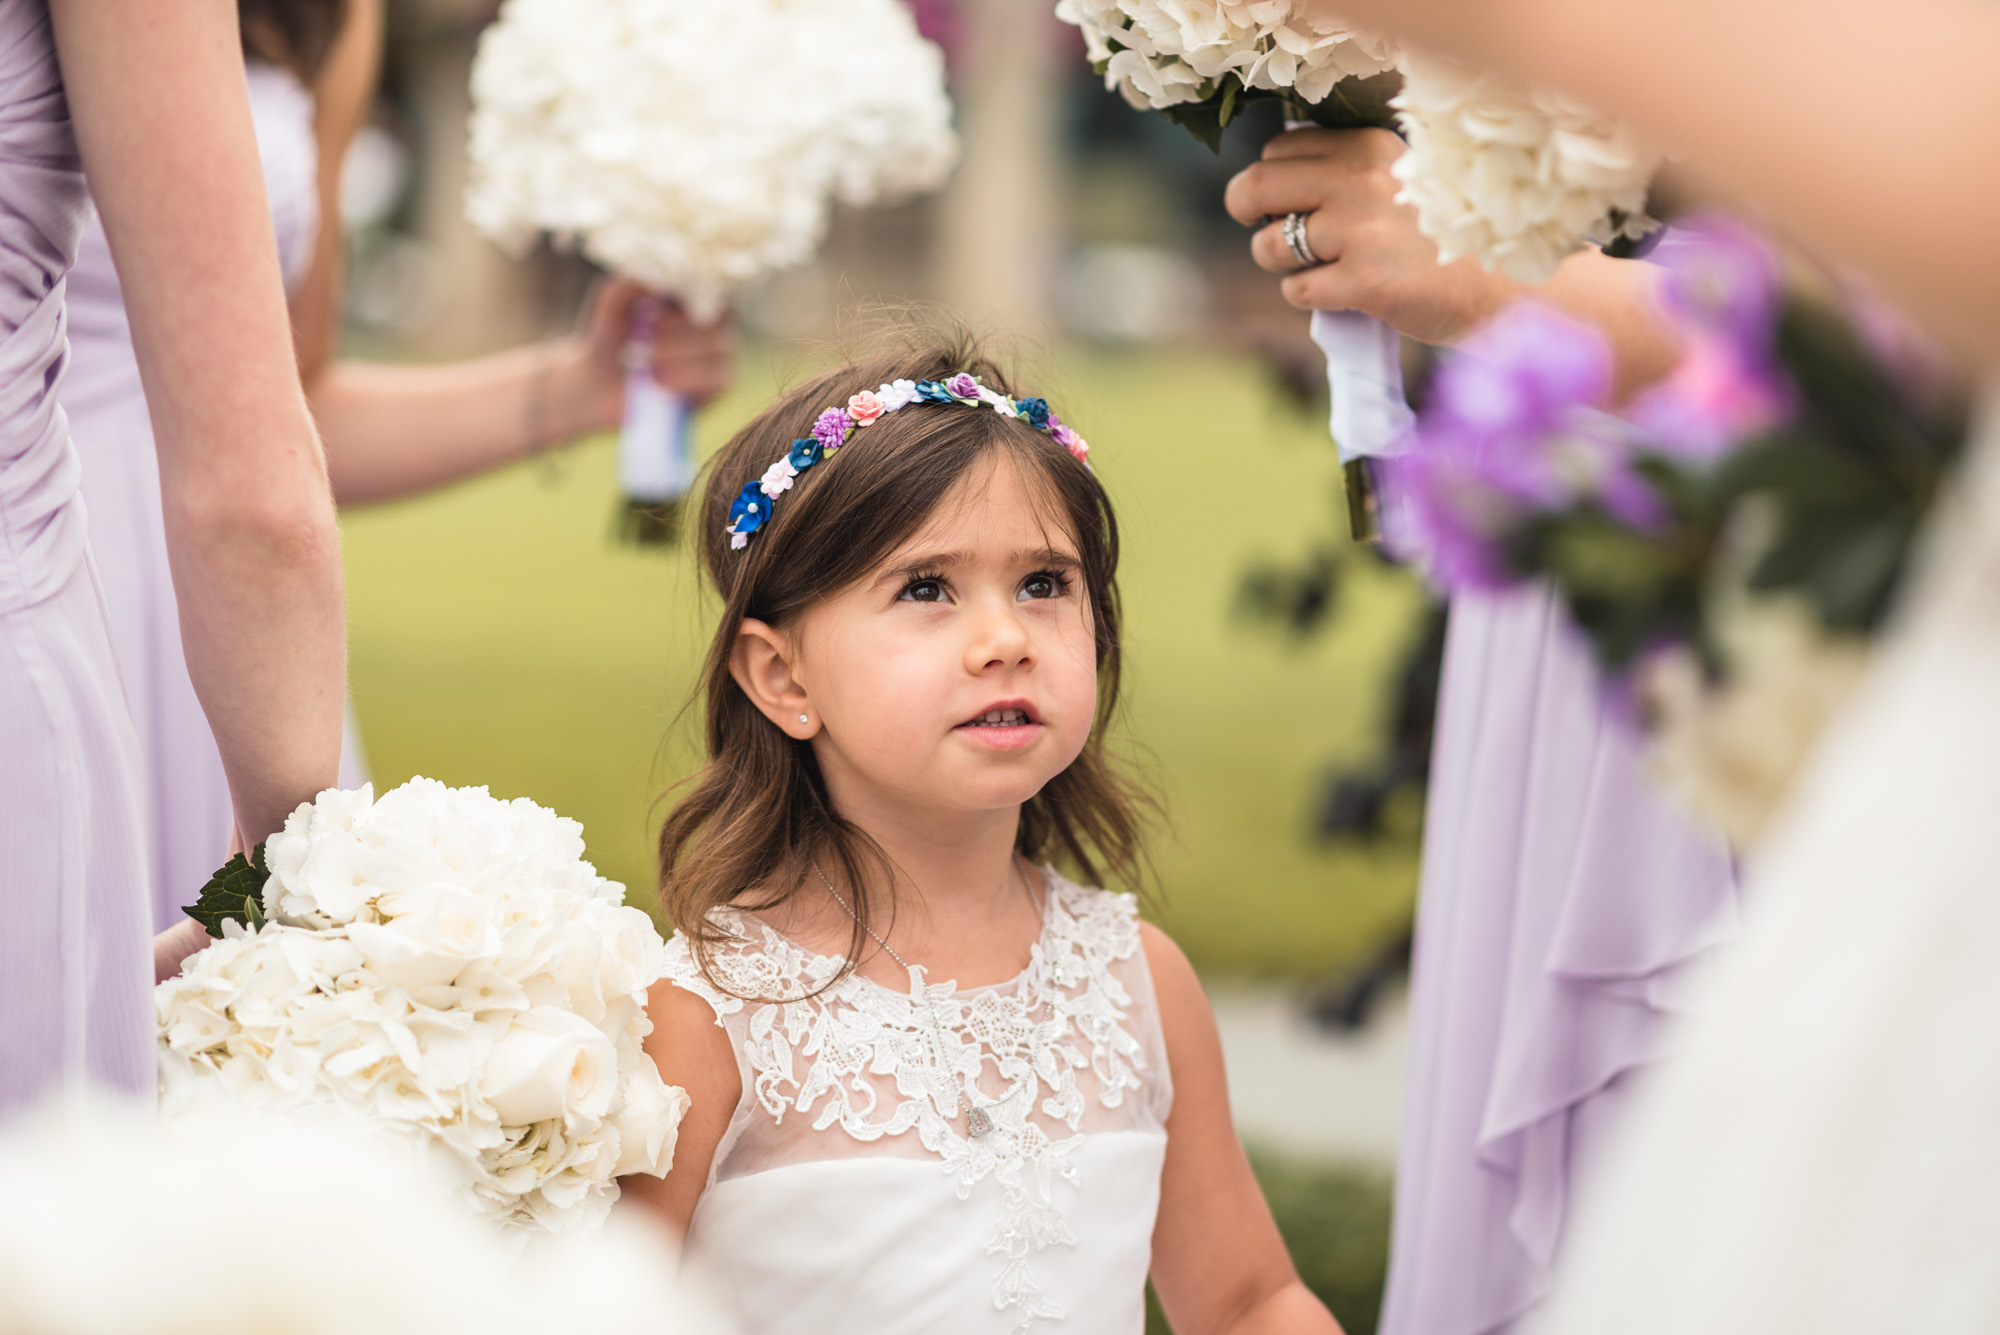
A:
[[726, 372, 1090, 549]]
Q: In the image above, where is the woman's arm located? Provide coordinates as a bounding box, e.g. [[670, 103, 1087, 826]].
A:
[[309, 284, 734, 505], [1304, 0, 2000, 365], [51, 0, 345, 849], [1225, 126, 1681, 402], [619, 978, 741, 1238], [1145, 924, 1343, 1335]]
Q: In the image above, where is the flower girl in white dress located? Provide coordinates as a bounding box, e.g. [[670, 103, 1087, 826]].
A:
[[626, 336, 1342, 1335]]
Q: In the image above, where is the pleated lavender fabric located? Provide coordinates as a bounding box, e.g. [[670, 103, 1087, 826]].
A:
[[0, 0, 153, 1119], [1379, 585, 1740, 1335], [62, 61, 340, 930]]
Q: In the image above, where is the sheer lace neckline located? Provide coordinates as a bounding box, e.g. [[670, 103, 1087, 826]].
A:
[[730, 896, 1050, 998]]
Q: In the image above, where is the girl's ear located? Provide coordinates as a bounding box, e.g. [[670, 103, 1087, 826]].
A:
[[729, 618, 819, 738]]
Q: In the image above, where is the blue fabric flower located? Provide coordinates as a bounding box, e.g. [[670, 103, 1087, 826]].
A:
[[1015, 397, 1051, 430], [787, 437, 822, 472], [914, 379, 955, 403], [729, 480, 772, 534]]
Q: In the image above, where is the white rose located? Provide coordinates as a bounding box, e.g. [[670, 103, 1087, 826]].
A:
[[610, 1062, 691, 1178], [480, 1007, 619, 1129]]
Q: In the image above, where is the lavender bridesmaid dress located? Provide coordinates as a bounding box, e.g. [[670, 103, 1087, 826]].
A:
[[63, 61, 364, 931], [0, 0, 152, 1116], [1378, 585, 1739, 1335]]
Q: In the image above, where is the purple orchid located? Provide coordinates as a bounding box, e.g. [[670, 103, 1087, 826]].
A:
[[1630, 216, 1794, 462], [1381, 302, 1661, 591]]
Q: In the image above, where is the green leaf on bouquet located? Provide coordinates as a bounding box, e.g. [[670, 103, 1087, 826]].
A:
[[186, 843, 271, 939], [1156, 70, 1403, 153]]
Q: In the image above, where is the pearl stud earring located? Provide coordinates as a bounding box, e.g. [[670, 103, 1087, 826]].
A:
[[799, 714, 810, 725]]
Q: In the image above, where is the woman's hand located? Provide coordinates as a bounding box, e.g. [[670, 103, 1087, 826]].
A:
[[153, 920, 212, 983], [560, 279, 738, 434], [1224, 126, 1525, 345]]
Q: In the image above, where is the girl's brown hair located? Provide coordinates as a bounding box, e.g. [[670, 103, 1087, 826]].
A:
[[658, 329, 1148, 991]]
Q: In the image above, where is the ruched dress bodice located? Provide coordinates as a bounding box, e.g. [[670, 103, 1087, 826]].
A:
[[0, 0, 151, 1118], [61, 60, 335, 927], [664, 874, 1173, 1335], [0, 0, 88, 609]]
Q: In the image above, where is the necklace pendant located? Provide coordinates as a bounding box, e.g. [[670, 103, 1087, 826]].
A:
[[965, 1106, 995, 1139]]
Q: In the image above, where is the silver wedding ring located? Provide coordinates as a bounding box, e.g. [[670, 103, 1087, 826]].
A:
[[1281, 211, 1320, 268]]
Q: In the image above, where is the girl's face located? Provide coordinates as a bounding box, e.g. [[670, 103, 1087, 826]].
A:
[[772, 454, 1100, 829]]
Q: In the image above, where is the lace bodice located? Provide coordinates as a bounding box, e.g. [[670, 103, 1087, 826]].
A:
[[664, 870, 1173, 1335]]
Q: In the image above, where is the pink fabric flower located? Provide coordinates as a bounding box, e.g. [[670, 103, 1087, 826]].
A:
[[1051, 424, 1089, 463], [847, 390, 885, 425]]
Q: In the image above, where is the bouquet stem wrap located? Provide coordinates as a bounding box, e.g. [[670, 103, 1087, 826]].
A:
[[1311, 303, 1414, 544], [616, 304, 698, 546]]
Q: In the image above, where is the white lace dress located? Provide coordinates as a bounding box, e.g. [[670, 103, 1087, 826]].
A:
[[662, 871, 1173, 1335]]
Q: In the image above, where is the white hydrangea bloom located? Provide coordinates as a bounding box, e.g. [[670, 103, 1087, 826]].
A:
[[0, 1097, 728, 1335], [1055, 0, 1397, 110], [1391, 53, 1661, 285], [465, 0, 958, 321], [156, 779, 686, 1234]]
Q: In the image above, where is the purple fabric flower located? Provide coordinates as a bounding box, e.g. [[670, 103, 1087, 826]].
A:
[[944, 372, 979, 400], [810, 408, 850, 453]]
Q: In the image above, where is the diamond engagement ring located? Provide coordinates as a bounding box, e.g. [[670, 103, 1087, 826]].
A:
[[1282, 211, 1320, 268]]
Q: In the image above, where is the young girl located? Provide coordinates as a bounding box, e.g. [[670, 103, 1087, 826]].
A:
[[628, 335, 1343, 1335]]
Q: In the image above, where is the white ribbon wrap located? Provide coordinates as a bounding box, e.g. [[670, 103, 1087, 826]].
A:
[[1311, 308, 1414, 463], [618, 363, 696, 505]]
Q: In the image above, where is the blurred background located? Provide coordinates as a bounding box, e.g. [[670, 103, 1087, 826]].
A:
[[340, 1, 1434, 1325]]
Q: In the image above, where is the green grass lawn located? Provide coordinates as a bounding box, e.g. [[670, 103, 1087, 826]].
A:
[[342, 341, 1427, 979]]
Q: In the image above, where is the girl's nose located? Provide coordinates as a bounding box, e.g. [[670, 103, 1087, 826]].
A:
[[965, 600, 1033, 672]]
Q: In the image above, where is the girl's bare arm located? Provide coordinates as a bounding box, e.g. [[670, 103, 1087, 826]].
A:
[[1145, 923, 1344, 1335], [621, 979, 742, 1238]]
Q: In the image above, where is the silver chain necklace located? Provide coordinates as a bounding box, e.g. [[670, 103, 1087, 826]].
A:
[[812, 856, 1045, 1140]]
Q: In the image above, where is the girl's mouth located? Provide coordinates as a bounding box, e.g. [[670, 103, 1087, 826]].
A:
[[955, 702, 1043, 750], [963, 707, 1034, 728]]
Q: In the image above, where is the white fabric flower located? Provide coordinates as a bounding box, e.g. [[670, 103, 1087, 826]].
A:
[[876, 379, 923, 412], [1391, 53, 1660, 285], [1055, 0, 1396, 112], [157, 778, 688, 1233], [760, 457, 798, 497], [465, 0, 959, 320]]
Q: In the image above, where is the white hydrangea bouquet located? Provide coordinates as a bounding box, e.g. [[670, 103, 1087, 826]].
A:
[[465, 0, 959, 543], [156, 778, 688, 1234], [1390, 53, 1659, 285]]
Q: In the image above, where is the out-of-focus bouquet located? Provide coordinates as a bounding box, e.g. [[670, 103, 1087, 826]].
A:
[[157, 778, 687, 1233], [0, 1097, 728, 1335], [1382, 218, 1968, 843], [466, 0, 959, 542]]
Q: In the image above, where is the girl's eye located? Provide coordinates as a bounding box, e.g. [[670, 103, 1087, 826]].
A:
[[899, 577, 950, 603], [1019, 570, 1072, 601]]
